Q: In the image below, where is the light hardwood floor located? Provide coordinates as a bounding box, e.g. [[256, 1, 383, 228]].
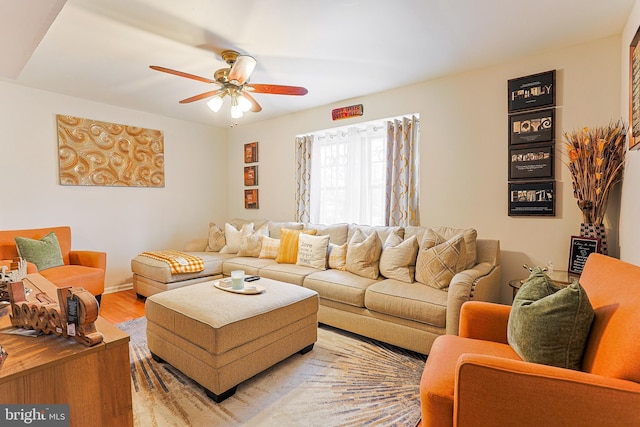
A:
[[100, 289, 146, 324]]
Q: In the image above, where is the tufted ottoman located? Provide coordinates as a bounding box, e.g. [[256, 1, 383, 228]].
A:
[[145, 277, 319, 402]]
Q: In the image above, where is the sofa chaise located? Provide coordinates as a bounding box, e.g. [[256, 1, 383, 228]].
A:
[[131, 219, 501, 354]]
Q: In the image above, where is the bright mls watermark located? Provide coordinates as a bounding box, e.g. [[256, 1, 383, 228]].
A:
[[0, 405, 69, 426]]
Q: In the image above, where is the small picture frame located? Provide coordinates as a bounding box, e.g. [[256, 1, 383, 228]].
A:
[[508, 180, 555, 216], [509, 144, 554, 180], [568, 236, 601, 275], [509, 108, 555, 145], [244, 165, 258, 186], [508, 70, 556, 113], [244, 189, 259, 209], [244, 142, 258, 163]]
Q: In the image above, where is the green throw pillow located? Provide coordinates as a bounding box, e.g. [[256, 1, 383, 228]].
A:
[[15, 231, 65, 271], [507, 267, 594, 370]]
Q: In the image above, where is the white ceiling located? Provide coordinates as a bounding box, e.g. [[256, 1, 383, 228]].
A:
[[1, 0, 636, 128]]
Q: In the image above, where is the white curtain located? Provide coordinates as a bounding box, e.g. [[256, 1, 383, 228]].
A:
[[294, 135, 313, 222], [385, 116, 420, 226]]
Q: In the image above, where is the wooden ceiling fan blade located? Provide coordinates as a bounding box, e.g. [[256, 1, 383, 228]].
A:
[[179, 89, 225, 104], [150, 65, 218, 84], [241, 92, 263, 113], [228, 55, 257, 85], [247, 84, 308, 96]]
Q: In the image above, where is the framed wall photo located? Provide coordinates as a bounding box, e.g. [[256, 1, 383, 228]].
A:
[[509, 144, 554, 180], [244, 189, 259, 209], [568, 236, 600, 275], [508, 70, 556, 113], [508, 180, 555, 216], [630, 27, 640, 150], [509, 108, 555, 145], [244, 165, 258, 186], [244, 142, 258, 163]]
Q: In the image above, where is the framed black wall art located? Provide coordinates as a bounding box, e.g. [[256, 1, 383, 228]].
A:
[[509, 108, 555, 145], [508, 181, 555, 216], [509, 144, 554, 180], [508, 70, 556, 113], [568, 236, 600, 274]]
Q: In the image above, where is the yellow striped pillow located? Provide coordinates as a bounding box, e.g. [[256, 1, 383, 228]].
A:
[[275, 228, 317, 264]]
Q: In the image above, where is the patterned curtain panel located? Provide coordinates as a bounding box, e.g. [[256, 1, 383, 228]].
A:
[[385, 116, 420, 226], [295, 135, 314, 222]]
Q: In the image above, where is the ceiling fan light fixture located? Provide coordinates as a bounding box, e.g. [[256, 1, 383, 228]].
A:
[[230, 96, 244, 119], [207, 93, 225, 112], [237, 93, 252, 112]]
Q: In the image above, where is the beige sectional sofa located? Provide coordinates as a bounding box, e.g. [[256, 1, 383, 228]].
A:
[[132, 219, 501, 354]]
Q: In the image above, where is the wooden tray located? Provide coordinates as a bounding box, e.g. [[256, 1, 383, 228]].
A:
[[213, 280, 264, 295]]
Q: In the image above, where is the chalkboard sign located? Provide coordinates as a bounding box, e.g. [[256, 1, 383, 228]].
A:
[[568, 236, 600, 275]]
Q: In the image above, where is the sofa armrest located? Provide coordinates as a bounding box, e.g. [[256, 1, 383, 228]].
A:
[[183, 238, 208, 252], [458, 301, 510, 343], [455, 353, 640, 427], [446, 262, 497, 335], [69, 250, 106, 270]]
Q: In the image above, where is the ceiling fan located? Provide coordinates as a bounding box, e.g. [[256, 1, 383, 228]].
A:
[[150, 50, 308, 118]]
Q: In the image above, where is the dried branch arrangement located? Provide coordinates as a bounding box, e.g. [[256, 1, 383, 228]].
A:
[[563, 120, 627, 225]]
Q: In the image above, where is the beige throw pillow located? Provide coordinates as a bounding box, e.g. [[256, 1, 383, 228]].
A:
[[328, 243, 347, 270], [220, 222, 254, 254], [415, 231, 466, 290], [259, 236, 280, 259], [237, 223, 269, 257], [379, 232, 419, 283], [346, 229, 382, 280], [296, 234, 330, 270], [206, 222, 226, 252]]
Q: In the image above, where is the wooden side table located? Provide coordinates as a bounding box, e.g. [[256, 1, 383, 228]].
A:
[[509, 270, 580, 300]]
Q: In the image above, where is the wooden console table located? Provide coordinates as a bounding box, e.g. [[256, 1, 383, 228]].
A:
[[0, 274, 133, 427]]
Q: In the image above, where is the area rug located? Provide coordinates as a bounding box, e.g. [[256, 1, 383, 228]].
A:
[[117, 317, 426, 426]]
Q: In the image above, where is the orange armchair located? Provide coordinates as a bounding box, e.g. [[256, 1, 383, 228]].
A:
[[420, 253, 640, 427], [0, 226, 106, 301]]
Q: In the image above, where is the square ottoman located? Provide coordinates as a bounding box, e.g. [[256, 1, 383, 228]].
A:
[[145, 278, 319, 402]]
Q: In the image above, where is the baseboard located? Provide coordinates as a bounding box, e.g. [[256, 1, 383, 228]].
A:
[[104, 282, 133, 294]]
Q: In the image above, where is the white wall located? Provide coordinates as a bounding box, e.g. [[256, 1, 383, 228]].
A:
[[0, 81, 228, 291], [620, 0, 640, 266], [228, 35, 622, 303]]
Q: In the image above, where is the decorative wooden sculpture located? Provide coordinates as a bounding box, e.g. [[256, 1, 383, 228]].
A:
[[7, 280, 103, 347]]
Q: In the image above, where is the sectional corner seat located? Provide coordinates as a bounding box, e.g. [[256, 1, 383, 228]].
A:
[[132, 220, 501, 354]]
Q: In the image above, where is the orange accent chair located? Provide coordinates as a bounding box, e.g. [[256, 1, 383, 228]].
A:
[[420, 253, 640, 427], [0, 226, 106, 302]]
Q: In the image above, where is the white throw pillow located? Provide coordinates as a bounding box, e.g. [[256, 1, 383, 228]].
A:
[[296, 234, 330, 270], [379, 232, 419, 283], [220, 222, 254, 254]]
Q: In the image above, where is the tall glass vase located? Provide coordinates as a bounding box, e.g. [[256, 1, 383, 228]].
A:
[[580, 223, 607, 255]]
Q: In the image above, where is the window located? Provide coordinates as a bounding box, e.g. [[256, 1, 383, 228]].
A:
[[310, 123, 386, 225]]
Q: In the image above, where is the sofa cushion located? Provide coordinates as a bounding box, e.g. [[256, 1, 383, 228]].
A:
[[347, 224, 404, 247], [132, 251, 231, 283], [267, 221, 304, 239], [206, 222, 226, 252], [328, 243, 347, 271], [237, 223, 269, 257], [15, 231, 65, 271], [259, 236, 280, 259], [507, 268, 594, 370], [346, 229, 382, 280], [296, 233, 330, 270], [379, 232, 418, 283], [222, 257, 276, 276], [415, 232, 466, 290], [259, 263, 319, 286], [303, 269, 379, 308], [220, 223, 254, 254], [39, 265, 105, 296], [275, 228, 317, 264], [365, 279, 448, 327], [304, 223, 349, 245]]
